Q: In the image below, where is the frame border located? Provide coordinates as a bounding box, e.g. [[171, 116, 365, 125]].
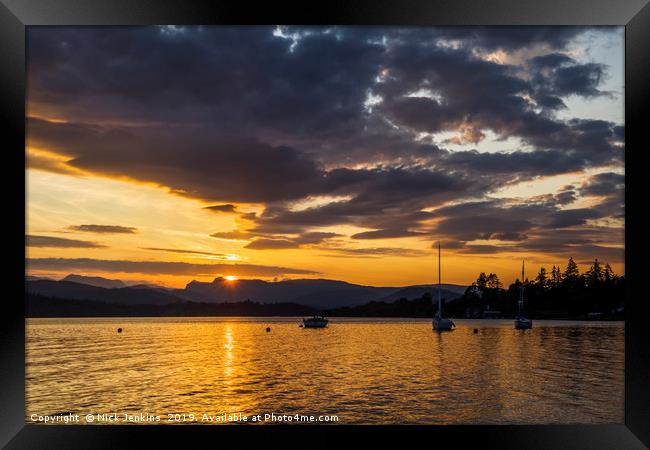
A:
[[2, 0, 648, 448]]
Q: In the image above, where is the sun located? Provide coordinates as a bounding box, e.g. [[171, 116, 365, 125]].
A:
[[224, 275, 238, 282]]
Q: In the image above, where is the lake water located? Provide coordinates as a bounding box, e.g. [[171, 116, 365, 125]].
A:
[[26, 317, 624, 425]]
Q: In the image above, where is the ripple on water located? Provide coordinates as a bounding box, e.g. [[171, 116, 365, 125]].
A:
[[26, 318, 624, 424]]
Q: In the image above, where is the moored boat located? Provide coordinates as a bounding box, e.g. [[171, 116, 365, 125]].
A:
[[514, 260, 533, 330], [303, 315, 329, 328], [433, 242, 455, 332]]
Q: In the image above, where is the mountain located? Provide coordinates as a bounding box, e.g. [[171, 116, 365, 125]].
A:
[[26, 276, 468, 309], [26, 275, 53, 282], [26, 280, 182, 306], [179, 278, 465, 308], [179, 277, 399, 308], [61, 274, 126, 289]]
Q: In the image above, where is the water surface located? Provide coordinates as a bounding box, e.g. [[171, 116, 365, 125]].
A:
[[26, 317, 624, 424]]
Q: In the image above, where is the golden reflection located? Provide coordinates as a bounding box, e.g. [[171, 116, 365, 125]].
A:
[[223, 326, 234, 380], [25, 318, 624, 424]]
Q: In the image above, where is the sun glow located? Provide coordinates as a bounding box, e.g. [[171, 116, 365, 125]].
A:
[[224, 275, 238, 282]]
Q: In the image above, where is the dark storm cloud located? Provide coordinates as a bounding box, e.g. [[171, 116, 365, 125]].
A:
[[579, 172, 625, 197], [546, 208, 602, 227], [293, 26, 595, 53], [27, 26, 384, 138], [434, 26, 598, 51], [428, 197, 623, 262], [27, 235, 105, 248], [249, 166, 477, 236], [26, 258, 318, 276], [431, 198, 613, 241], [27, 26, 621, 168], [28, 118, 327, 203], [26, 26, 624, 263], [528, 54, 609, 100], [578, 172, 625, 218], [433, 204, 534, 242], [374, 43, 620, 160], [68, 224, 138, 234]]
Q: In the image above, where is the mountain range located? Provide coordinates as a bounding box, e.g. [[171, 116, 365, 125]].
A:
[[26, 274, 466, 309]]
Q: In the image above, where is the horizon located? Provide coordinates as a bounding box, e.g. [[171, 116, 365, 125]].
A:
[[26, 26, 624, 289], [27, 254, 620, 290]]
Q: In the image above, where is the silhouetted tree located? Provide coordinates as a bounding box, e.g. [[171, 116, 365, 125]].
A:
[[563, 257, 580, 280], [585, 258, 604, 287], [535, 267, 548, 290], [550, 265, 562, 288], [604, 263, 617, 283], [486, 273, 501, 289], [457, 257, 623, 319], [476, 272, 488, 291]]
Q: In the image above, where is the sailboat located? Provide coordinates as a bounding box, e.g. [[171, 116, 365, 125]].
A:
[[514, 259, 533, 329], [433, 242, 455, 332]]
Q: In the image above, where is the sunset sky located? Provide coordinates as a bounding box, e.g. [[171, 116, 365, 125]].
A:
[[25, 26, 624, 288]]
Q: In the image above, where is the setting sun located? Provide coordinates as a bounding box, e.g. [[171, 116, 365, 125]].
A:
[[224, 275, 238, 282]]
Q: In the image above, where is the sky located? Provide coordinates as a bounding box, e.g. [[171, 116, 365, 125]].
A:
[[25, 26, 625, 288]]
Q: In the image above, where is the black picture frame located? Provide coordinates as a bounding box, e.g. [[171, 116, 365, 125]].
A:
[[1, 0, 648, 448]]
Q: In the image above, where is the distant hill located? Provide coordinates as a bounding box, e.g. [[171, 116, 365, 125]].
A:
[[378, 284, 464, 303], [62, 274, 126, 289], [26, 293, 316, 317], [26, 276, 468, 310], [27, 280, 182, 306], [180, 277, 399, 308], [26, 275, 54, 282]]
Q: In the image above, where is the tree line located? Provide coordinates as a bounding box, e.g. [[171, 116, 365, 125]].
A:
[[454, 257, 625, 319]]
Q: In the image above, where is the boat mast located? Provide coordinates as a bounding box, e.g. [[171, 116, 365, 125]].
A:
[[437, 241, 442, 318], [518, 259, 525, 315]]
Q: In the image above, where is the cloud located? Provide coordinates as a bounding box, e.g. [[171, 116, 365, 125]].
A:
[[28, 119, 328, 203], [427, 198, 624, 262], [579, 172, 624, 197], [26, 258, 318, 276], [321, 247, 430, 258], [250, 167, 475, 235], [203, 204, 237, 213], [244, 231, 339, 250], [25, 27, 624, 265], [140, 247, 230, 257], [68, 224, 138, 234], [244, 238, 298, 250], [351, 229, 425, 240], [209, 231, 254, 240], [26, 235, 105, 248]]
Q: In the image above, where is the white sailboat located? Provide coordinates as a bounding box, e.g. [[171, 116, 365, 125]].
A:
[[514, 259, 533, 330], [433, 242, 455, 332]]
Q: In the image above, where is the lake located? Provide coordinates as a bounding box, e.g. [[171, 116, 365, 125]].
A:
[[26, 317, 624, 425]]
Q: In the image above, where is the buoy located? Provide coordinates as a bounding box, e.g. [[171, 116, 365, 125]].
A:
[[117, 328, 123, 333], [473, 328, 478, 334], [266, 327, 271, 332]]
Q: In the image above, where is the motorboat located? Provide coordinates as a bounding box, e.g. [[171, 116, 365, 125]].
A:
[[303, 315, 329, 328]]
